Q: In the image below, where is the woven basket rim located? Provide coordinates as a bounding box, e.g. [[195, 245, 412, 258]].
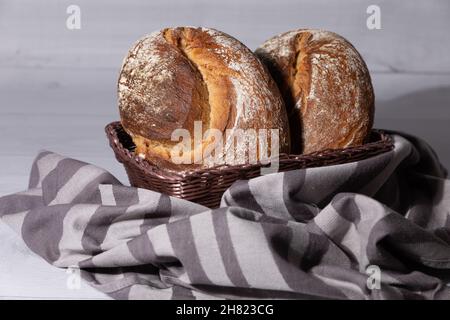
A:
[[106, 121, 394, 180]]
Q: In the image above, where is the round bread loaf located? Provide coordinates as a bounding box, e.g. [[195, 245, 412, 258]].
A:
[[255, 29, 374, 154], [118, 27, 290, 170]]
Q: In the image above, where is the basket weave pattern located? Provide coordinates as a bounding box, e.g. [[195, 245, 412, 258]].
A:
[[106, 122, 394, 208]]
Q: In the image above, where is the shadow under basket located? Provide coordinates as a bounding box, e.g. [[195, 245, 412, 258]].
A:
[[106, 121, 394, 208]]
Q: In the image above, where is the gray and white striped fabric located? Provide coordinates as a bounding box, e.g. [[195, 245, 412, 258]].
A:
[[1, 132, 449, 300]]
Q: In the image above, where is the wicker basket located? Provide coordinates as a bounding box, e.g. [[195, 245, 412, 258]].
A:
[[106, 121, 393, 208]]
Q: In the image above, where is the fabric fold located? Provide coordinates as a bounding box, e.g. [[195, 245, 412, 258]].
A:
[[0, 133, 449, 300]]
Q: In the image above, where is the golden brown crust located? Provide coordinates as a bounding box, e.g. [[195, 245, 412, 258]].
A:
[[255, 29, 374, 154], [118, 27, 290, 170]]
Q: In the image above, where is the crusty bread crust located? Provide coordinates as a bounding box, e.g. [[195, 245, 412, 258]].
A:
[[118, 27, 290, 170], [256, 29, 374, 154]]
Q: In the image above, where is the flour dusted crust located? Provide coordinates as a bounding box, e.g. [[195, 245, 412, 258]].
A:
[[255, 29, 374, 154], [118, 27, 290, 170]]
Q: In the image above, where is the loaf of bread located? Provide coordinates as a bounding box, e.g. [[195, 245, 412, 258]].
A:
[[118, 27, 290, 170], [256, 29, 374, 154]]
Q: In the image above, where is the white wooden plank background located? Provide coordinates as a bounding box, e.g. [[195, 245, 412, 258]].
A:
[[1, 0, 450, 73], [0, 0, 449, 299]]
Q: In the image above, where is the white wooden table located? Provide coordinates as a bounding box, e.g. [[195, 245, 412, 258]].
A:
[[0, 0, 449, 299]]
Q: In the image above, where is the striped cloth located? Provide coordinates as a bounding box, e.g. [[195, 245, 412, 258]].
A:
[[1, 132, 449, 300]]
